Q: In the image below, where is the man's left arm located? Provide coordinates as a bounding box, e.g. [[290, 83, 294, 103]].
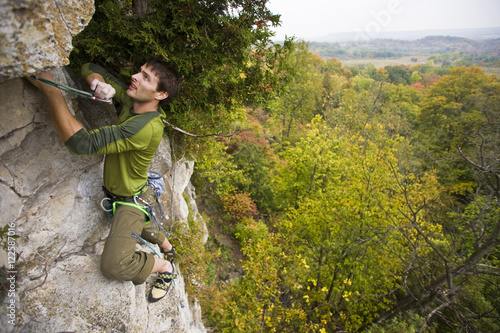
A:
[[64, 112, 157, 156]]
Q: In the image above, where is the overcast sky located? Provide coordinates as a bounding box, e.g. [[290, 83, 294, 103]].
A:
[[267, 0, 500, 40]]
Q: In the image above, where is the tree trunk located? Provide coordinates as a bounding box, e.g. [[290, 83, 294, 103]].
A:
[[132, 0, 151, 16]]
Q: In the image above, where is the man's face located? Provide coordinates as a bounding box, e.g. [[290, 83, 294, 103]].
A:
[[126, 65, 163, 103]]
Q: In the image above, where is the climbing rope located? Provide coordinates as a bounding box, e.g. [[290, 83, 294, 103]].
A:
[[162, 119, 243, 138], [168, 130, 176, 234]]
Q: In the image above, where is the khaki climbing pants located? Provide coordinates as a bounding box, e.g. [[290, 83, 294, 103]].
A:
[[100, 189, 166, 285]]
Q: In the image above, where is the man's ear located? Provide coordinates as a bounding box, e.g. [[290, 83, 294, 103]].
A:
[[156, 91, 169, 101]]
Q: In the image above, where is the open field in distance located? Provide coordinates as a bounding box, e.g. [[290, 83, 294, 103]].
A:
[[338, 56, 499, 77], [339, 56, 429, 67]]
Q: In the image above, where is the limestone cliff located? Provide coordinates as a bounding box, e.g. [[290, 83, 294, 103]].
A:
[[0, 0, 94, 82], [0, 1, 207, 332]]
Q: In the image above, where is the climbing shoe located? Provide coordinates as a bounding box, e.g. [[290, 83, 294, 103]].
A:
[[148, 268, 177, 303], [161, 246, 176, 263]]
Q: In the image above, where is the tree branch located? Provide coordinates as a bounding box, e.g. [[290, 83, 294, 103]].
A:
[[419, 302, 450, 333], [377, 210, 500, 323], [163, 120, 242, 138]]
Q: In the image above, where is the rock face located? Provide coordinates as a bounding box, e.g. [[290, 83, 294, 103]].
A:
[[0, 68, 207, 333], [0, 1, 207, 331], [0, 0, 94, 82]]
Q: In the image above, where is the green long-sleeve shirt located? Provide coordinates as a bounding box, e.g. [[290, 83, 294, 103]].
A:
[[64, 63, 166, 197]]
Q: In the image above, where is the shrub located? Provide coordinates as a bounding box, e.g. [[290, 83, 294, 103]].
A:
[[221, 192, 258, 222]]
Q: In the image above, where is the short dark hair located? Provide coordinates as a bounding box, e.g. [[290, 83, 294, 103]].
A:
[[145, 57, 181, 105]]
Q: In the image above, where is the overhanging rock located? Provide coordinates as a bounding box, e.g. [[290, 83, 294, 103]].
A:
[[0, 0, 94, 82]]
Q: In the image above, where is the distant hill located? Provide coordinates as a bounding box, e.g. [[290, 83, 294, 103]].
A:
[[311, 27, 500, 43], [307, 35, 500, 60]]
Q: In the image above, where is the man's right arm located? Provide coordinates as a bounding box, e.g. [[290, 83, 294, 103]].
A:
[[86, 73, 115, 101], [81, 63, 128, 104]]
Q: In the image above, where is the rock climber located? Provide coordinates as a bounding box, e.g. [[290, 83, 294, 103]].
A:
[[27, 58, 181, 302]]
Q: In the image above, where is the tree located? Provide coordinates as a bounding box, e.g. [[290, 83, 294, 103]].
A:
[[384, 65, 411, 86], [416, 66, 499, 191], [379, 66, 500, 332], [324, 72, 421, 144], [266, 42, 324, 142], [410, 71, 422, 84], [224, 111, 278, 214], [272, 116, 443, 331], [319, 57, 350, 115], [71, 0, 294, 135]]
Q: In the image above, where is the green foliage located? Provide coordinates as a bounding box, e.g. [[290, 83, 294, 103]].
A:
[[71, 0, 295, 136], [415, 66, 500, 191], [223, 110, 279, 214], [265, 42, 351, 143], [208, 113, 445, 332], [453, 282, 500, 333], [207, 221, 314, 332], [173, 215, 220, 300], [363, 312, 433, 333], [410, 71, 422, 84], [234, 218, 270, 244], [0, 224, 11, 250], [273, 116, 339, 209], [385, 65, 411, 85], [192, 138, 249, 198], [324, 74, 422, 145], [272, 115, 444, 331], [352, 75, 375, 91]]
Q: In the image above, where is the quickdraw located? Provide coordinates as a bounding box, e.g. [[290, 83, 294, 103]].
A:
[[33, 76, 112, 103], [145, 170, 170, 237]]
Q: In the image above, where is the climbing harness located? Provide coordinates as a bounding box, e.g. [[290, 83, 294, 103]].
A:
[[100, 170, 171, 237], [33, 76, 112, 103]]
